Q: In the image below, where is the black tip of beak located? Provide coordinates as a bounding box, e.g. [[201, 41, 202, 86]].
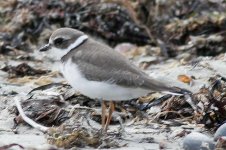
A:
[[39, 44, 50, 52]]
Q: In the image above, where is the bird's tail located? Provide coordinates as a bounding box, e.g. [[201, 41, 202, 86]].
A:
[[146, 78, 192, 95], [163, 86, 192, 96]]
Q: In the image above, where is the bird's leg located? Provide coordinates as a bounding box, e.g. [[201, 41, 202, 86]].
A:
[[101, 101, 107, 130], [104, 101, 115, 132]]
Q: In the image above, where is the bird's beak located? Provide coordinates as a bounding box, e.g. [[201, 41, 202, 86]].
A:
[[39, 44, 51, 52]]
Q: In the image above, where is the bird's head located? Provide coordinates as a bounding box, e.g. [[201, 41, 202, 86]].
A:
[[39, 28, 88, 60]]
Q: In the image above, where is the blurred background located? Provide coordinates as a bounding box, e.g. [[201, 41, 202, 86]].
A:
[[1, 0, 226, 58]]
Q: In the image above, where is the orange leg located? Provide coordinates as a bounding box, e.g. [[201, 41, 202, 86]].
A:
[[104, 101, 115, 132], [101, 101, 107, 129]]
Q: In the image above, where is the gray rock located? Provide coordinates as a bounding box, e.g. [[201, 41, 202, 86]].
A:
[[214, 123, 226, 141], [183, 132, 215, 150]]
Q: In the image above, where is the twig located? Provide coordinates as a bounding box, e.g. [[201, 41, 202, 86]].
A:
[[154, 110, 185, 119], [14, 97, 49, 132], [68, 104, 97, 117], [0, 143, 24, 150], [184, 94, 197, 111]]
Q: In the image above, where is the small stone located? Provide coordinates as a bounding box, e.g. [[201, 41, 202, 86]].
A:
[[183, 132, 215, 150], [214, 123, 226, 141]]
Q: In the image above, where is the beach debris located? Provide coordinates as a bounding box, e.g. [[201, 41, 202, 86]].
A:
[[14, 94, 122, 148], [14, 96, 69, 127], [215, 136, 226, 149], [1, 63, 49, 78], [47, 126, 101, 148], [178, 75, 192, 84], [14, 96, 49, 132], [0, 143, 24, 150]]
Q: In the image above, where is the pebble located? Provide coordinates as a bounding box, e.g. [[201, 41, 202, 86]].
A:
[[183, 132, 215, 150], [214, 123, 226, 141]]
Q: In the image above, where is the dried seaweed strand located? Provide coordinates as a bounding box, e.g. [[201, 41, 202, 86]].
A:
[[14, 97, 49, 132]]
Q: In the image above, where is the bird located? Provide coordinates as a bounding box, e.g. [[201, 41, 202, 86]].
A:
[[39, 27, 189, 132]]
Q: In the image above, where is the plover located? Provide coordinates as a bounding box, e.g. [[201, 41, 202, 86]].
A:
[[39, 28, 187, 132]]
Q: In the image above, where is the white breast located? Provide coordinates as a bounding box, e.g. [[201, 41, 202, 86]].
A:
[[61, 59, 150, 101]]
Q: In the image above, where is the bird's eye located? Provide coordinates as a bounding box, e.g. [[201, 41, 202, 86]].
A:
[[54, 37, 64, 46]]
